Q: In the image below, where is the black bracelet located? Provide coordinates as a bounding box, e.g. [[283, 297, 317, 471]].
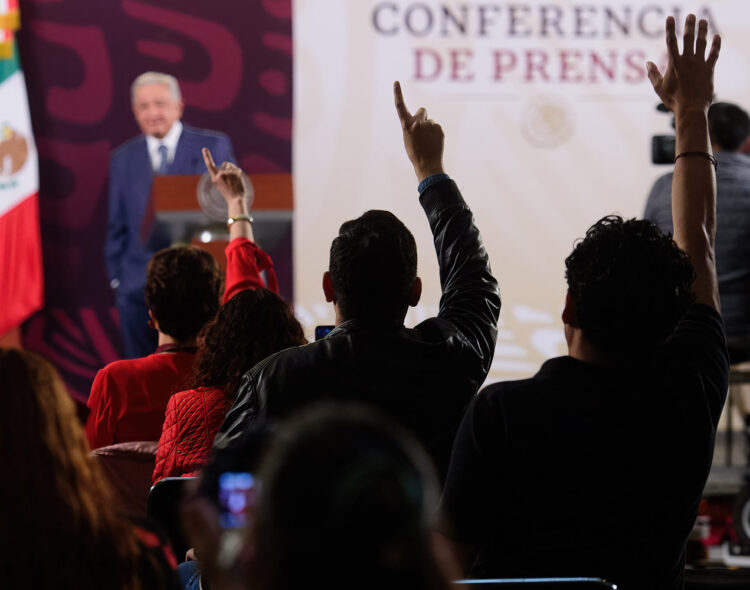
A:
[[674, 151, 718, 169]]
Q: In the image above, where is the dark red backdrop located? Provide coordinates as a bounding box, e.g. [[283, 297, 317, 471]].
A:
[[16, 0, 293, 402]]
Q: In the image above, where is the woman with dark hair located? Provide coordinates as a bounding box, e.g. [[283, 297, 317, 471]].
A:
[[182, 404, 456, 590], [152, 287, 306, 482], [0, 348, 178, 590], [150, 150, 304, 482]]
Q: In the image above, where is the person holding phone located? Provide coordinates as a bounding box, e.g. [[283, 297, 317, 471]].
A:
[[183, 405, 457, 590]]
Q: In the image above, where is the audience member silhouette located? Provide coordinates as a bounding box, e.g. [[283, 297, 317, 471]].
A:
[[213, 81, 500, 484], [0, 348, 179, 590], [438, 15, 728, 590], [184, 404, 457, 590], [645, 101, 750, 362]]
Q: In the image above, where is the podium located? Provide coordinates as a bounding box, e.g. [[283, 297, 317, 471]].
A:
[[152, 174, 204, 213], [149, 173, 293, 271]]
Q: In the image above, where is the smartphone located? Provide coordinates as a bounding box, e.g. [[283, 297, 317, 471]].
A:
[[217, 471, 256, 529], [315, 325, 334, 340]]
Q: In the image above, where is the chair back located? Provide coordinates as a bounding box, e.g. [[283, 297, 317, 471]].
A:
[[148, 476, 198, 562], [90, 440, 157, 517]]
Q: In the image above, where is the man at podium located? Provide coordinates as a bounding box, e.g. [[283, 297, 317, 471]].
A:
[[105, 71, 236, 358]]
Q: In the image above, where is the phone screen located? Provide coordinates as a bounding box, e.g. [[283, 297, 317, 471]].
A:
[[218, 471, 256, 529], [315, 325, 334, 340]]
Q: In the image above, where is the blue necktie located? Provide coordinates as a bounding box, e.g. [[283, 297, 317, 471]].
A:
[[157, 144, 169, 175]]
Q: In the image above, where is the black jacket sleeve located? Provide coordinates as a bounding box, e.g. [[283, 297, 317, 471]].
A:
[[419, 178, 500, 389]]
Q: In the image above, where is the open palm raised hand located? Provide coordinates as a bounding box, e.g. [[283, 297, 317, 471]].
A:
[[646, 15, 720, 117]]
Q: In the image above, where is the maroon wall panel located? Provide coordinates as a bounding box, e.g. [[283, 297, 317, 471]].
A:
[[16, 0, 292, 402]]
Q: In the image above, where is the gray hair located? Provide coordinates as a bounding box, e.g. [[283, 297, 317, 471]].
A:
[[130, 72, 181, 104]]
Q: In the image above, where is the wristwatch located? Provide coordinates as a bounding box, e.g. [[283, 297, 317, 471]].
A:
[[227, 214, 254, 226]]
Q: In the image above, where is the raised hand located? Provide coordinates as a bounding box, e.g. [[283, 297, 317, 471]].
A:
[[648, 14, 721, 311], [203, 147, 245, 205], [203, 147, 254, 241], [646, 15, 720, 117], [393, 81, 445, 182]]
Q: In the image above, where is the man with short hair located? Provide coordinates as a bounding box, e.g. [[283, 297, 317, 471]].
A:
[[438, 15, 728, 590], [645, 100, 750, 360], [214, 82, 501, 482], [106, 71, 235, 358]]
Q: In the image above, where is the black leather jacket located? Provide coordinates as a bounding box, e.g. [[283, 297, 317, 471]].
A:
[[214, 178, 500, 481]]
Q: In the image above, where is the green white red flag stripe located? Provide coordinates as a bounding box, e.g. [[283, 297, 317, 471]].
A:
[[0, 36, 43, 334]]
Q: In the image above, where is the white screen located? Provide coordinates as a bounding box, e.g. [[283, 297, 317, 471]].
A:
[[293, 1, 750, 383]]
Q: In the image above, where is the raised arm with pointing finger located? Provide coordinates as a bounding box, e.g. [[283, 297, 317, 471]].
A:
[[201, 147, 279, 302], [212, 82, 499, 483], [647, 15, 721, 310], [202, 147, 255, 244], [394, 80, 445, 182], [391, 81, 500, 379]]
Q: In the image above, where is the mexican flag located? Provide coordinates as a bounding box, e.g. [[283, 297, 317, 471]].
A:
[[0, 33, 43, 335]]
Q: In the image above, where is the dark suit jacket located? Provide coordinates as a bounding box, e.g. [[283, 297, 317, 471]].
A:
[[105, 124, 235, 296]]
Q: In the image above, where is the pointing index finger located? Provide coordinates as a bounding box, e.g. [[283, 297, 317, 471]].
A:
[[393, 81, 412, 128], [202, 147, 218, 176]]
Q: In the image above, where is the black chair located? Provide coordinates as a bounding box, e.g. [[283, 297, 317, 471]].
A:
[[453, 579, 617, 589], [147, 476, 198, 562]]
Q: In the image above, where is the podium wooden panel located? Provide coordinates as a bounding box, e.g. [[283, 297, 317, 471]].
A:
[[149, 173, 293, 274], [150, 173, 293, 213], [249, 173, 293, 210], [151, 175, 201, 211]]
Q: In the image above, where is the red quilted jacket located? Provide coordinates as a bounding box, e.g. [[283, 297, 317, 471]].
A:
[[152, 237, 278, 483], [152, 386, 228, 483]]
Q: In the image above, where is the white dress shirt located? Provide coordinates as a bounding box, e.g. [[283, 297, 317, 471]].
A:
[[146, 120, 183, 172]]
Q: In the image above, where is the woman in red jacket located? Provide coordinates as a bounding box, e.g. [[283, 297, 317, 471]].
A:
[[153, 148, 305, 482]]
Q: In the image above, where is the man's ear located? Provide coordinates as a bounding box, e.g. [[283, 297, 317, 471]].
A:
[[740, 136, 750, 154], [322, 271, 336, 303], [147, 309, 157, 331], [409, 277, 422, 307], [561, 289, 575, 326]]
